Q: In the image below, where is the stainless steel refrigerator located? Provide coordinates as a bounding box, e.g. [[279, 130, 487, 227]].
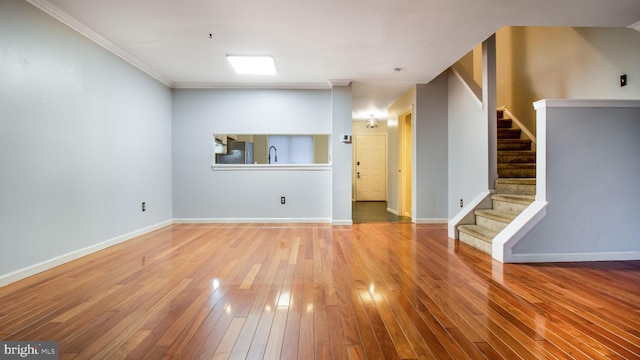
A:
[[215, 141, 254, 164]]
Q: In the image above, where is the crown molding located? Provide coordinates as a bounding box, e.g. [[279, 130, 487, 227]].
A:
[[328, 79, 352, 87], [629, 20, 640, 32], [26, 0, 172, 87], [172, 82, 331, 90]]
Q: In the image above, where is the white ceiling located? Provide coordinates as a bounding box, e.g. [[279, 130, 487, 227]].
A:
[[32, 0, 640, 120]]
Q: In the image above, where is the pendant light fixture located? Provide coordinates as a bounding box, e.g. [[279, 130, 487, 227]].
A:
[[366, 114, 379, 128]]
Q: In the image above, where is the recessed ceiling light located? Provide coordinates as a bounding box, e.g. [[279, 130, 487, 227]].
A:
[[226, 55, 277, 75]]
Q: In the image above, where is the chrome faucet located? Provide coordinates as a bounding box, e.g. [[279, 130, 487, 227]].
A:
[[268, 146, 278, 164]]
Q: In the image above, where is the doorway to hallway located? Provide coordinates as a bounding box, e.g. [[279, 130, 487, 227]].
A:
[[354, 133, 386, 201]]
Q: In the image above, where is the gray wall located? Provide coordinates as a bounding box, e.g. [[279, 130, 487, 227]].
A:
[[447, 71, 488, 218], [414, 76, 449, 221], [172, 89, 334, 221], [0, 0, 173, 278], [512, 105, 640, 258], [331, 85, 353, 224]]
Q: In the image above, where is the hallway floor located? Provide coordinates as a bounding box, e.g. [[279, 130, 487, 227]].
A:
[[352, 201, 412, 224]]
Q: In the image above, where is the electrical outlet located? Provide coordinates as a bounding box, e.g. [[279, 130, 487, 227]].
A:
[[142, 202, 146, 212], [280, 196, 286, 205], [459, 199, 463, 208], [621, 74, 628, 87]]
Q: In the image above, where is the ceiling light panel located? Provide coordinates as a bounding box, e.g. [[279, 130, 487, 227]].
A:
[[226, 55, 276, 75]]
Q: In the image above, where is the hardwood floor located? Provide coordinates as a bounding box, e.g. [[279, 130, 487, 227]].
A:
[[1, 223, 639, 359]]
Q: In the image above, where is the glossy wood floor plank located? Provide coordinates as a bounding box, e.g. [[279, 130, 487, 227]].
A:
[[1, 223, 640, 359]]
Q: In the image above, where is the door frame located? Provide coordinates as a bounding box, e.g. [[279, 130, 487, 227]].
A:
[[399, 109, 413, 218]]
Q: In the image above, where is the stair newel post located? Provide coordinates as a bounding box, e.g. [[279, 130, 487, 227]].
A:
[[482, 34, 498, 190]]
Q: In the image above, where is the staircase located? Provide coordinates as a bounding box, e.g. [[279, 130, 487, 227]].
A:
[[457, 110, 536, 254]]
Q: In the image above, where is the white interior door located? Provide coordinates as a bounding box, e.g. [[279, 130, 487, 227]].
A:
[[355, 134, 386, 201]]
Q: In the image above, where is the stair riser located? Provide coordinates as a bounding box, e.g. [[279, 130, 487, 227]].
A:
[[495, 183, 536, 195], [497, 119, 512, 128], [476, 216, 509, 232], [498, 169, 536, 178], [498, 142, 532, 151], [497, 155, 537, 163], [458, 232, 492, 254], [498, 129, 522, 139], [493, 200, 529, 214]]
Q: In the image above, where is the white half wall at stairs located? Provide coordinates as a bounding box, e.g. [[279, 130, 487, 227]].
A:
[[495, 99, 640, 263]]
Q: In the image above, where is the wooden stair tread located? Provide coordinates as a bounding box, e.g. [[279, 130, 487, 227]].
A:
[[498, 150, 536, 155], [498, 163, 536, 168], [498, 139, 532, 151], [495, 178, 536, 185], [457, 225, 497, 242], [491, 193, 534, 205], [498, 139, 531, 144], [497, 128, 521, 135], [474, 209, 517, 223], [497, 152, 537, 164]]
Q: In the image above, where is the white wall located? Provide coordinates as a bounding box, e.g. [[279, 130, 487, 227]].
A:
[[0, 0, 173, 281], [172, 89, 333, 222], [497, 26, 640, 135], [509, 102, 640, 261], [448, 71, 488, 218], [414, 76, 449, 222]]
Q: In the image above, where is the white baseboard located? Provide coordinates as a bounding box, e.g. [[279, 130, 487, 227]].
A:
[[414, 218, 448, 224], [387, 208, 399, 216], [332, 220, 353, 226], [174, 218, 333, 224], [506, 251, 640, 263], [0, 219, 173, 287]]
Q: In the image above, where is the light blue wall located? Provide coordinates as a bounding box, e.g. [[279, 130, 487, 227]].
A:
[[0, 0, 173, 278], [447, 72, 488, 218], [331, 85, 353, 224], [171, 89, 334, 221], [414, 77, 449, 222]]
